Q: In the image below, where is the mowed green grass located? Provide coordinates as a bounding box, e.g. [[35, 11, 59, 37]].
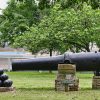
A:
[[0, 71, 100, 100]]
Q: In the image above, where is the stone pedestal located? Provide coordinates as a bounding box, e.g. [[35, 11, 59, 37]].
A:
[[55, 64, 79, 92], [92, 76, 100, 89]]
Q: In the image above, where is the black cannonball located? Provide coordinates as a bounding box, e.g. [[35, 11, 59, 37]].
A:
[[3, 80, 13, 87], [0, 80, 2, 87], [0, 69, 4, 75], [0, 74, 9, 81]]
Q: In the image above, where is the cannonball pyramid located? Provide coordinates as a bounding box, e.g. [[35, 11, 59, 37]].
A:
[[0, 69, 13, 87]]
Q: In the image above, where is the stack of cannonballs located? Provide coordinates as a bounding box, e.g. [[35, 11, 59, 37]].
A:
[[0, 69, 13, 92], [55, 64, 79, 92]]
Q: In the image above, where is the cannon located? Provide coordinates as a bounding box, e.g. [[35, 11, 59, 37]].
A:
[[12, 52, 100, 72]]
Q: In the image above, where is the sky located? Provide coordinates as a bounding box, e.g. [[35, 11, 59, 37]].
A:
[[0, 0, 8, 14]]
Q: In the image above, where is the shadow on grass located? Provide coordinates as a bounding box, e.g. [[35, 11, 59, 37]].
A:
[[17, 87, 100, 92], [79, 87, 100, 91], [80, 87, 92, 91], [17, 87, 55, 91], [17, 87, 92, 91]]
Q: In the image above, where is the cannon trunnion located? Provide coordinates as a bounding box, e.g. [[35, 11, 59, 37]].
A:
[[12, 52, 100, 71]]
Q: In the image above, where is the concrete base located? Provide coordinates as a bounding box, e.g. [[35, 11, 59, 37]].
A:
[[0, 87, 15, 92]]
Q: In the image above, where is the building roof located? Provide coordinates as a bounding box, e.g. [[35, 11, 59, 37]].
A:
[[0, 52, 24, 58], [0, 52, 33, 58]]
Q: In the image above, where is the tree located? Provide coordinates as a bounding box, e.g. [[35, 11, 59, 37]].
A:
[[12, 3, 100, 54], [37, 0, 100, 10], [0, 0, 100, 54], [91, 8, 100, 51], [37, 3, 100, 53], [0, 0, 40, 46], [49, 3, 100, 52], [13, 6, 63, 56], [12, 26, 42, 54], [60, 0, 100, 9]]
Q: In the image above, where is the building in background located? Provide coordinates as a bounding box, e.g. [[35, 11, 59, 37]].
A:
[[0, 47, 33, 70]]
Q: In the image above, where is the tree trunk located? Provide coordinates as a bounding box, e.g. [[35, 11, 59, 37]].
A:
[[50, 48, 52, 57], [86, 45, 90, 52], [99, 48, 100, 52], [49, 48, 53, 73]]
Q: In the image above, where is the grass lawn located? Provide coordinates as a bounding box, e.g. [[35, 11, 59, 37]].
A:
[[0, 71, 100, 100]]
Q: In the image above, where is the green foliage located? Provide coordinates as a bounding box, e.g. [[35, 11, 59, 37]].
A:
[[12, 3, 100, 53], [60, 0, 100, 9], [13, 26, 42, 53], [37, 3, 99, 52], [13, 5, 65, 54], [90, 0, 100, 9], [0, 0, 40, 45], [38, 10, 64, 55], [38, 0, 51, 10], [0, 0, 100, 53], [54, 3, 100, 52], [68, 4, 100, 52]]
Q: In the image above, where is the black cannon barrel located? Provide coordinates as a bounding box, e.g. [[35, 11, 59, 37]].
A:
[[64, 52, 100, 71], [12, 55, 64, 71], [12, 52, 100, 71]]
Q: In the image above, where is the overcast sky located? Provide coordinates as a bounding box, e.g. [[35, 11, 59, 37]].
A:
[[0, 0, 8, 14]]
